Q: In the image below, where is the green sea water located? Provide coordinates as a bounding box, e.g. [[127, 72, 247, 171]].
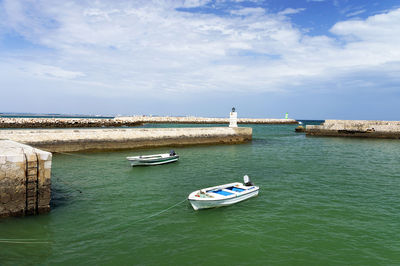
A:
[[1, 124, 400, 265]]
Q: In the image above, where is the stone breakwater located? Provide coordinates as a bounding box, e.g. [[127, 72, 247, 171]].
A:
[[0, 117, 297, 128], [0, 117, 142, 128], [0, 127, 252, 153], [116, 116, 298, 124], [306, 120, 400, 139], [0, 140, 52, 217]]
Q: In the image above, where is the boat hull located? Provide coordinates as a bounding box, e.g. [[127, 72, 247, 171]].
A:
[[127, 154, 179, 166], [188, 184, 259, 210]]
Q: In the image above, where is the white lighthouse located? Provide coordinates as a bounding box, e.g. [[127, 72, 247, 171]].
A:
[[229, 107, 238, 128]]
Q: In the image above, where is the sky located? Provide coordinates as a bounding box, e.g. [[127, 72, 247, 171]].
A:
[[0, 0, 400, 120]]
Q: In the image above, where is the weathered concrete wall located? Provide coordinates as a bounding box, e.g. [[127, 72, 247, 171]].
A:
[[116, 116, 298, 124], [0, 117, 142, 128], [306, 120, 400, 139], [0, 140, 52, 218], [0, 127, 252, 152]]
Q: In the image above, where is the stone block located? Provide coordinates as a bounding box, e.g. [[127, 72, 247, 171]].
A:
[[27, 182, 37, 191], [0, 140, 52, 218], [6, 155, 24, 163], [44, 160, 52, 169], [28, 168, 37, 176], [0, 193, 11, 204], [27, 161, 37, 168]]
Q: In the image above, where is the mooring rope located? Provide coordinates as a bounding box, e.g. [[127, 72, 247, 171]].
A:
[[1, 199, 188, 244], [54, 151, 92, 158], [0, 238, 41, 240], [0, 239, 50, 244], [132, 198, 188, 224], [52, 174, 82, 193]]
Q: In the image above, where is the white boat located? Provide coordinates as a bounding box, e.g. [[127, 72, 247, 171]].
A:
[[188, 175, 259, 210], [126, 150, 179, 166]]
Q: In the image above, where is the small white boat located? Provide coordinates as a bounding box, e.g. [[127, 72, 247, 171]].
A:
[[126, 150, 179, 166], [188, 175, 259, 210]]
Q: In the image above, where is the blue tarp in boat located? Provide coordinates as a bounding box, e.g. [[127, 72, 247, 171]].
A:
[[230, 187, 245, 192], [211, 190, 233, 196]]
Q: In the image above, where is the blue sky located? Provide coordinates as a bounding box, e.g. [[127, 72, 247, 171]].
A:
[[1, 0, 400, 119]]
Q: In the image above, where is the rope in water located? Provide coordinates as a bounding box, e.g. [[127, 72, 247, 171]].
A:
[[0, 239, 50, 244], [0, 199, 188, 244], [40, 153, 187, 226], [132, 198, 188, 224], [52, 174, 82, 193], [54, 151, 93, 158], [0, 152, 88, 245], [0, 238, 41, 240]]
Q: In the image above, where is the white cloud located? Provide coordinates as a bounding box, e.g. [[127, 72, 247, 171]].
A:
[[331, 8, 400, 42], [25, 64, 85, 79], [230, 7, 266, 16], [345, 9, 366, 17], [0, 0, 400, 104], [181, 0, 212, 8], [278, 8, 306, 16]]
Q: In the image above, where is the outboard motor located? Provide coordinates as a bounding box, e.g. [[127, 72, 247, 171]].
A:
[[243, 175, 254, 186], [169, 150, 176, 156]]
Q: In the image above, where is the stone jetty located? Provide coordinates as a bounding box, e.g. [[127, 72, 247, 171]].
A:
[[0, 127, 252, 153], [0, 117, 142, 128], [0, 116, 297, 128], [0, 140, 52, 217], [115, 116, 298, 124], [306, 120, 400, 139]]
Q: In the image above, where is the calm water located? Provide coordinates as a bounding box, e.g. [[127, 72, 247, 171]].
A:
[[1, 124, 400, 265]]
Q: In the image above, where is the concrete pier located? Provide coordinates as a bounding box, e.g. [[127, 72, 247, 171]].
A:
[[0, 127, 252, 153], [306, 120, 400, 139], [0, 140, 52, 217]]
